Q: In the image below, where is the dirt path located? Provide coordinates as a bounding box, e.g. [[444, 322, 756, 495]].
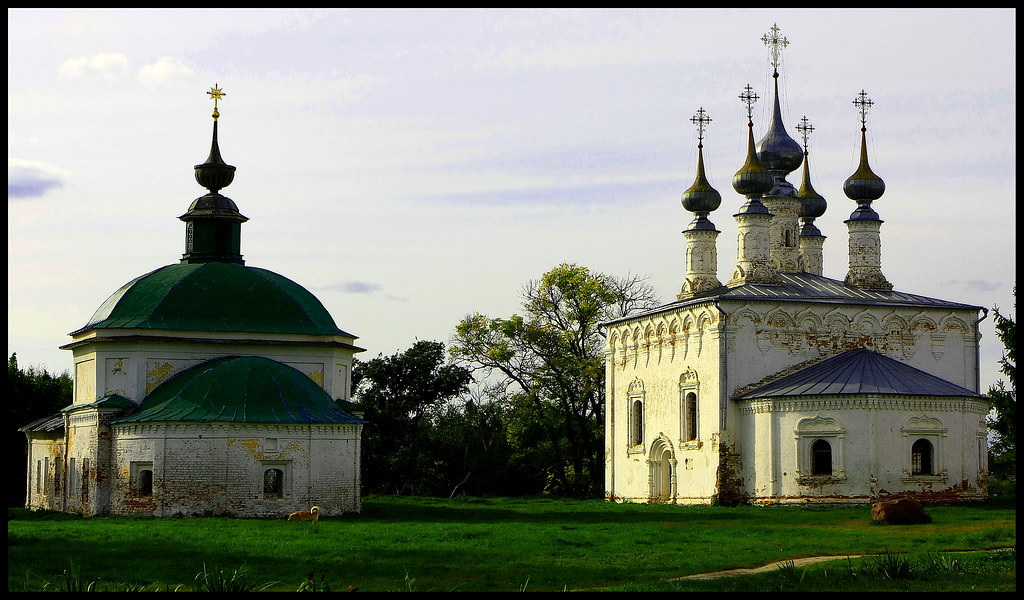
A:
[[674, 555, 862, 580]]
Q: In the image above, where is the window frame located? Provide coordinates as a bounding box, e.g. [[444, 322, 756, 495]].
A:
[[626, 377, 646, 454], [679, 369, 700, 448], [260, 460, 292, 499], [129, 461, 155, 498], [901, 416, 947, 483], [794, 415, 846, 485]]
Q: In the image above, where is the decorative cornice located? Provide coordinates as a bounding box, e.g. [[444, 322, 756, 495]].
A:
[[739, 396, 989, 415]]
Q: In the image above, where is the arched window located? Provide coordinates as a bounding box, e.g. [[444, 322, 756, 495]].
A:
[[630, 399, 644, 446], [684, 392, 698, 442], [911, 439, 933, 475], [130, 461, 154, 497], [138, 469, 153, 496], [811, 439, 832, 476], [264, 468, 284, 498]]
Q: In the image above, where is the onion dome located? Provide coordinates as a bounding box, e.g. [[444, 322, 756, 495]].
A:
[[843, 90, 885, 220], [680, 107, 722, 230], [756, 74, 804, 177], [733, 85, 775, 199], [180, 84, 248, 265], [755, 25, 803, 191], [113, 356, 363, 424], [795, 116, 826, 234]]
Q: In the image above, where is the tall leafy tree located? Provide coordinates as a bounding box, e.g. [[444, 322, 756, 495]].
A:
[[352, 340, 472, 495], [425, 392, 523, 497], [8, 353, 73, 506], [450, 263, 659, 496], [987, 287, 1015, 468]]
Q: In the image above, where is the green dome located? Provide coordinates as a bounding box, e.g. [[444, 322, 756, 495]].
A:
[[78, 262, 352, 337], [114, 356, 362, 424]]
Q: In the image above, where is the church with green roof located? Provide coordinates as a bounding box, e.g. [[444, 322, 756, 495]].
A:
[[21, 86, 366, 517]]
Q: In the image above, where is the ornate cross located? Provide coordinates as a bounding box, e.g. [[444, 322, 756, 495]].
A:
[[853, 90, 874, 127], [738, 84, 759, 122], [761, 23, 789, 73], [207, 84, 226, 120], [690, 107, 712, 144], [796, 116, 814, 150]]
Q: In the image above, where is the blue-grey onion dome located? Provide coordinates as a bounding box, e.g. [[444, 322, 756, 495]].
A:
[[681, 144, 722, 214], [797, 152, 826, 219], [843, 128, 885, 202], [733, 122, 774, 196], [756, 76, 804, 175]]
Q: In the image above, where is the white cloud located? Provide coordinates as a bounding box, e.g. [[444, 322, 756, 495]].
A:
[[57, 52, 130, 80], [138, 56, 194, 86]]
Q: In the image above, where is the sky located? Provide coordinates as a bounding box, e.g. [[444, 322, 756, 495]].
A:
[[8, 8, 1016, 394]]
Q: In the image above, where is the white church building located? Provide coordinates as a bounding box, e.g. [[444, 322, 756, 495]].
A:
[[21, 87, 365, 517], [602, 26, 989, 505]]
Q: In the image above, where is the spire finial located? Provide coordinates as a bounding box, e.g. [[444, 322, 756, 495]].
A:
[[853, 89, 873, 130], [207, 83, 226, 120], [762, 23, 789, 75], [739, 84, 760, 123], [795, 116, 814, 152], [691, 107, 712, 145]]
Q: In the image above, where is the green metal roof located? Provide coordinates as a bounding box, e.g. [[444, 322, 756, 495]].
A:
[[113, 355, 363, 424], [62, 394, 138, 412], [77, 262, 353, 337]]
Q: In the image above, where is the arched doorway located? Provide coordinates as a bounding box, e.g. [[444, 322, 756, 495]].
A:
[[648, 437, 675, 502]]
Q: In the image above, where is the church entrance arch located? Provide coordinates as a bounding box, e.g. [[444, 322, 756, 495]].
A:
[[648, 436, 676, 503]]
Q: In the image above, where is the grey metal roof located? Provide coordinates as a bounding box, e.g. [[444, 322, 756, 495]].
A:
[[603, 272, 982, 327], [19, 413, 64, 433], [733, 348, 983, 400]]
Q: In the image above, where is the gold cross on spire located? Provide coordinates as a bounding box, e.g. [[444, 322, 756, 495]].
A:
[[738, 84, 760, 122], [690, 107, 712, 145], [761, 23, 789, 73], [853, 90, 874, 128], [796, 116, 814, 150], [207, 84, 226, 120]]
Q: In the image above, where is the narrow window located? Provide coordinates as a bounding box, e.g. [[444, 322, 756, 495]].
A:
[[684, 392, 698, 442], [811, 439, 832, 476], [264, 468, 284, 498], [630, 400, 644, 446], [36, 460, 42, 494], [82, 458, 90, 503], [138, 469, 154, 496], [912, 439, 933, 475]]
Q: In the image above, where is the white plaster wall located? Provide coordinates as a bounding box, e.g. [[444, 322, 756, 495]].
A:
[[739, 397, 989, 503], [605, 296, 985, 505], [605, 303, 724, 504], [66, 332, 359, 408]]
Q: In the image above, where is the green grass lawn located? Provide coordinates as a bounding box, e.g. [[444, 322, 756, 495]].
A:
[[7, 495, 1016, 592]]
